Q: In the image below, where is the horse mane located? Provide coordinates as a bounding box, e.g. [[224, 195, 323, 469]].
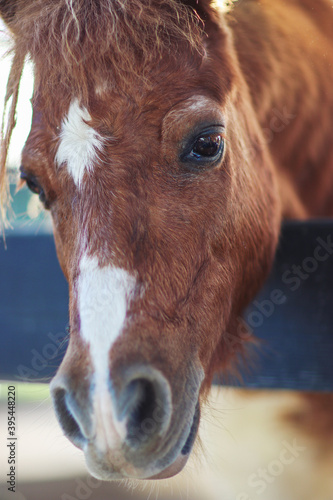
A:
[[0, 0, 206, 231], [0, 49, 25, 234], [15, 0, 204, 94]]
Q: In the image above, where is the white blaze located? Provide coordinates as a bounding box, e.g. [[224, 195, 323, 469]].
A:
[[55, 100, 103, 187], [77, 253, 137, 447], [78, 253, 136, 376]]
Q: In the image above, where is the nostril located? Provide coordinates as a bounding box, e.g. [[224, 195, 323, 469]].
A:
[[127, 379, 156, 432], [52, 387, 86, 449], [120, 373, 172, 448]]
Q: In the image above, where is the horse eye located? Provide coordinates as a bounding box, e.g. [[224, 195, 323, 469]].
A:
[[25, 177, 41, 195], [20, 167, 48, 206], [181, 129, 225, 166]]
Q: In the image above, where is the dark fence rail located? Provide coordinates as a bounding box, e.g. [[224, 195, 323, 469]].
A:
[[1, 221, 333, 391]]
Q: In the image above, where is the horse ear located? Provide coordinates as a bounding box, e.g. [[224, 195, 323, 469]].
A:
[[0, 0, 18, 27]]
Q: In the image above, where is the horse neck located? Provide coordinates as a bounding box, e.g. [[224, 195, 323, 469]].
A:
[[228, 0, 322, 122], [228, 0, 333, 218]]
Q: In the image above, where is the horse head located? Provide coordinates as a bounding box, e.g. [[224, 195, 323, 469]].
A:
[[0, 0, 281, 480]]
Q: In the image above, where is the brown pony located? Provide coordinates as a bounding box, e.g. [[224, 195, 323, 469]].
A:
[[1, 0, 332, 481]]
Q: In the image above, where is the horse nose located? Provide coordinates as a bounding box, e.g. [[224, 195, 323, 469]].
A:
[[50, 365, 172, 452]]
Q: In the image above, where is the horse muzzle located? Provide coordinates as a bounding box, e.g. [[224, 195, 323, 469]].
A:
[[50, 362, 202, 480]]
